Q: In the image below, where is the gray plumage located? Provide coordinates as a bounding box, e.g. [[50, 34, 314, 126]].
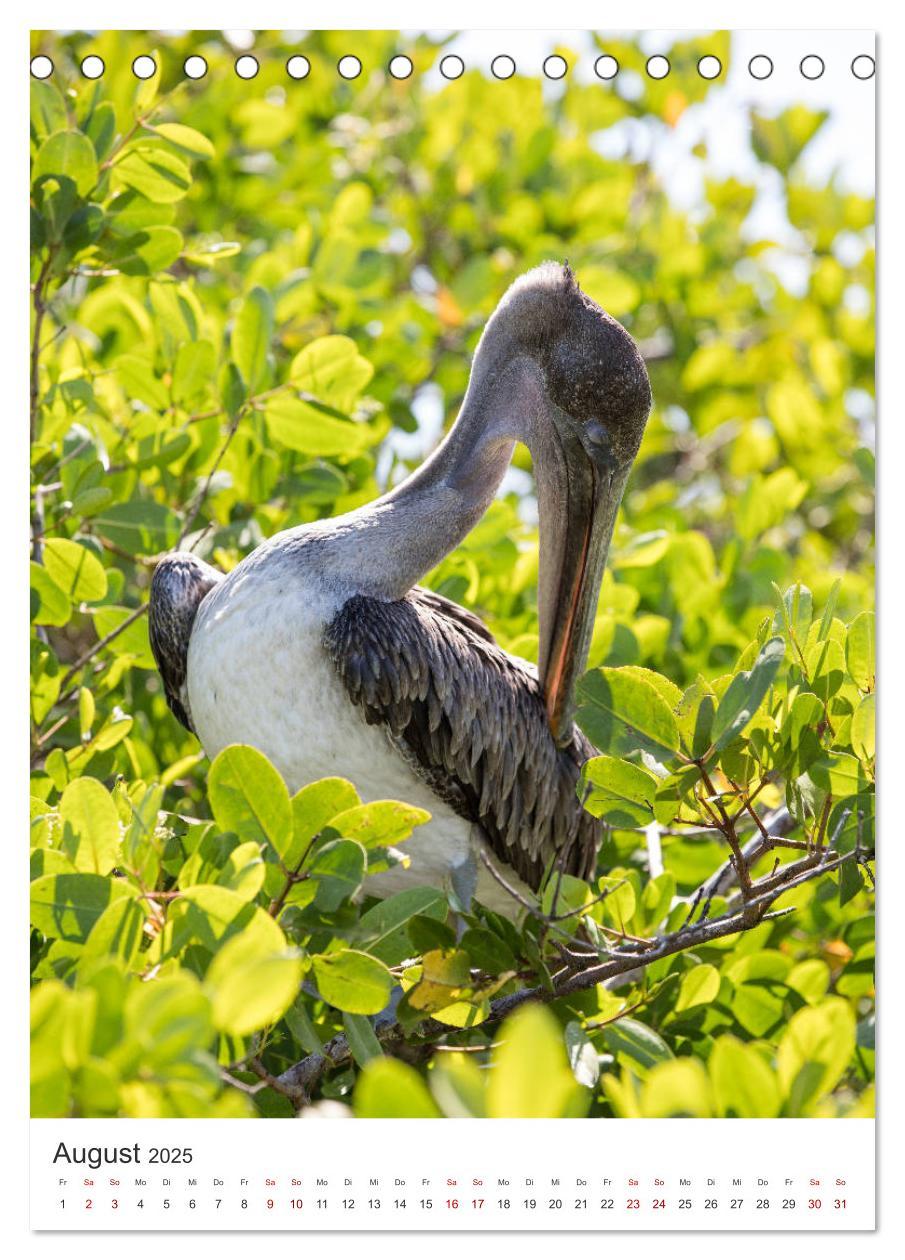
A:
[[324, 585, 600, 889]]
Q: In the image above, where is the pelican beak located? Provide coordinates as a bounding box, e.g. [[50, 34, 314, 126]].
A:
[[536, 419, 626, 746]]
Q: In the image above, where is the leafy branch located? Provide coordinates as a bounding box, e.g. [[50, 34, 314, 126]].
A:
[[264, 836, 870, 1109]]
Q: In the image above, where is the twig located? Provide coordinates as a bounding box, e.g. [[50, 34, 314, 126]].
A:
[[56, 602, 149, 694], [696, 761, 753, 899], [179, 412, 243, 548]]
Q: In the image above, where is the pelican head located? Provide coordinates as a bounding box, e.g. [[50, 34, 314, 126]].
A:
[[459, 262, 652, 742]]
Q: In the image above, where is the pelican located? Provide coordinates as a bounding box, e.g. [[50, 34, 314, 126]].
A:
[[150, 263, 651, 915]]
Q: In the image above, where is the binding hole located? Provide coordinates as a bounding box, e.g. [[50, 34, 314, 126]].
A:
[[594, 54, 619, 80], [184, 55, 208, 80], [30, 56, 53, 79], [235, 55, 259, 80], [852, 54, 875, 80], [646, 55, 670, 80], [338, 55, 362, 80], [132, 55, 157, 80], [800, 55, 825, 80], [286, 55, 310, 80], [491, 55, 515, 80], [80, 55, 104, 80], [389, 55, 413, 79], [748, 55, 773, 80], [543, 55, 567, 80], [439, 55, 464, 80], [697, 55, 721, 80]]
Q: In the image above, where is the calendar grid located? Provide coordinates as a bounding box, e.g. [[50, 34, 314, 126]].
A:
[[30, 1119, 875, 1231]]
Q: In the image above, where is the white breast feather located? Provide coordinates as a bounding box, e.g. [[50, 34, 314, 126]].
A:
[[187, 564, 531, 916]]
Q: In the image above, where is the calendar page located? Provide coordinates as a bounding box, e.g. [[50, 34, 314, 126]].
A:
[[27, 23, 876, 1237]]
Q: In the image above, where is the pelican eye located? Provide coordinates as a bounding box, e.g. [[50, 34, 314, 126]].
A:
[[584, 419, 609, 446]]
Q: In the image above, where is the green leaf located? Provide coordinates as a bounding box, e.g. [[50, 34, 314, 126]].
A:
[[640, 1059, 714, 1117], [43, 538, 108, 602], [80, 895, 145, 971], [208, 744, 293, 858], [184, 240, 242, 264], [786, 959, 831, 1005], [59, 777, 120, 874], [355, 886, 448, 964], [312, 949, 393, 1015], [178, 838, 265, 902], [306, 838, 366, 910], [206, 936, 302, 1035], [710, 637, 784, 753], [94, 500, 181, 552], [31, 873, 133, 942], [114, 145, 192, 203], [580, 755, 658, 825], [343, 1012, 384, 1067], [458, 927, 517, 975], [731, 982, 785, 1037], [805, 638, 846, 702], [327, 800, 431, 849], [674, 963, 720, 1012], [429, 1052, 487, 1118], [151, 122, 215, 159], [172, 339, 216, 404], [846, 612, 875, 691], [751, 105, 828, 174], [285, 777, 360, 868], [91, 606, 154, 668], [773, 582, 812, 646], [30, 81, 67, 143], [576, 667, 680, 761], [851, 694, 875, 762], [134, 52, 161, 112], [284, 998, 325, 1055], [487, 1004, 589, 1118], [162, 885, 285, 963], [85, 102, 116, 161], [709, 1036, 780, 1117], [289, 335, 374, 410], [30, 562, 71, 626], [777, 998, 856, 1114], [116, 226, 184, 276], [809, 752, 867, 798], [565, 1020, 601, 1089], [33, 129, 98, 197], [116, 353, 170, 410], [219, 361, 246, 418], [602, 1018, 673, 1072], [231, 286, 273, 392], [31, 644, 62, 724], [265, 395, 373, 456], [781, 692, 824, 774], [124, 972, 213, 1068], [675, 679, 717, 758], [354, 1058, 442, 1117]]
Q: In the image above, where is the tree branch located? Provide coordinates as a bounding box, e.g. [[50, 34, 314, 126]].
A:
[[265, 844, 869, 1109]]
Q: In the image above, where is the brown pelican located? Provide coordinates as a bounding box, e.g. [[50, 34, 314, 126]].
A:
[[150, 263, 651, 914]]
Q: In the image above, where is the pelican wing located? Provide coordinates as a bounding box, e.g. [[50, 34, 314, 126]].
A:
[[149, 552, 223, 733], [324, 586, 600, 891]]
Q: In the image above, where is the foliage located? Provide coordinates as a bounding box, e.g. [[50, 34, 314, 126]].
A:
[[29, 30, 874, 1119]]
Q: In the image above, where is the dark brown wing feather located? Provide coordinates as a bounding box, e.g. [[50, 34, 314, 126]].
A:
[[149, 552, 222, 733], [324, 585, 601, 890]]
